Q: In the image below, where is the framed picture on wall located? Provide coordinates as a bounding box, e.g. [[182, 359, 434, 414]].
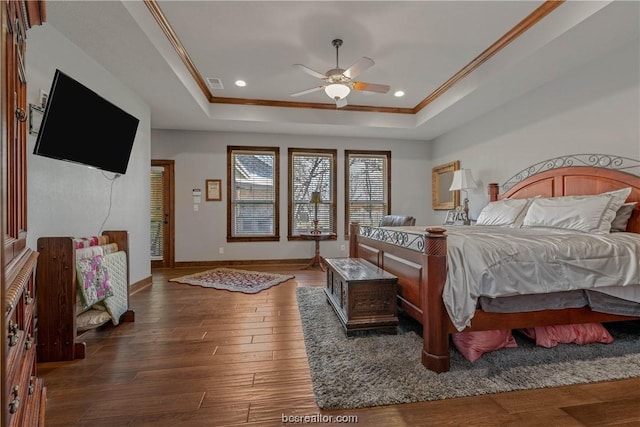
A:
[[432, 160, 460, 210], [206, 179, 222, 201]]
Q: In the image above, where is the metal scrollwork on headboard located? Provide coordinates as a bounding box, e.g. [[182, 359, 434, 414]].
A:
[[502, 154, 640, 192]]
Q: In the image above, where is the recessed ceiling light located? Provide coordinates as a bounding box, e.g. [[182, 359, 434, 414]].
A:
[[235, 80, 247, 87], [394, 90, 405, 97]]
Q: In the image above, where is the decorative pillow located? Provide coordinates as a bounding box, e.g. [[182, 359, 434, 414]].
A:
[[520, 323, 613, 348], [452, 329, 517, 362], [610, 202, 637, 232], [476, 199, 530, 227]]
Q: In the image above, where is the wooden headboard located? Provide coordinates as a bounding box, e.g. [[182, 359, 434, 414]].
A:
[[488, 166, 640, 233]]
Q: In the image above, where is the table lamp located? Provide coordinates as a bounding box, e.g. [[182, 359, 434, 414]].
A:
[[449, 169, 476, 225], [310, 191, 322, 234]]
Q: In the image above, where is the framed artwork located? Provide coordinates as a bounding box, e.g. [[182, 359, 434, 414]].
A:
[[206, 179, 222, 201], [444, 208, 466, 226], [432, 160, 460, 210], [444, 210, 457, 225]]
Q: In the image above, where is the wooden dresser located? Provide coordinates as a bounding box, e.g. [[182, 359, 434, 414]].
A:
[[1, 1, 47, 426]]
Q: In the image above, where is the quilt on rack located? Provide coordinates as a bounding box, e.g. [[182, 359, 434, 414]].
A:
[[101, 251, 128, 325], [76, 245, 113, 310], [74, 236, 128, 325]]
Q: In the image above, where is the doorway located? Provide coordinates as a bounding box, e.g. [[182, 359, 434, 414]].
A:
[[150, 159, 175, 268]]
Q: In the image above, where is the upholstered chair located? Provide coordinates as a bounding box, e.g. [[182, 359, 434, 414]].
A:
[[379, 215, 416, 227]]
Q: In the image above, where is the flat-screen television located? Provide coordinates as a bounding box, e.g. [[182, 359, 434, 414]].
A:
[[33, 69, 140, 175]]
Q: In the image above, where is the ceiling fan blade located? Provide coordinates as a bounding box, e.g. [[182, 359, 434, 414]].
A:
[[343, 57, 374, 79], [290, 86, 325, 97], [352, 81, 390, 93], [336, 97, 348, 108], [293, 64, 327, 80]]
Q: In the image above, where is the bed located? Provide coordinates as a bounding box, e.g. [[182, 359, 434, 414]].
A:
[[348, 163, 640, 372]]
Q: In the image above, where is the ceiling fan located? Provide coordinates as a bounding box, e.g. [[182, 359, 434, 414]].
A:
[[291, 39, 390, 108]]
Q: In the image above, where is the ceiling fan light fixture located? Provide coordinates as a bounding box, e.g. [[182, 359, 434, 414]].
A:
[[325, 83, 350, 100]]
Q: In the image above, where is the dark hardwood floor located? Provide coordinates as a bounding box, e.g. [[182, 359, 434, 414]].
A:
[[38, 265, 640, 426]]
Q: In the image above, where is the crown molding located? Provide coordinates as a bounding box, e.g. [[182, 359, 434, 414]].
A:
[[144, 0, 564, 115]]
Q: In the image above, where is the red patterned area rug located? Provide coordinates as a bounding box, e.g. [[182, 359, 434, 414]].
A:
[[169, 268, 295, 294]]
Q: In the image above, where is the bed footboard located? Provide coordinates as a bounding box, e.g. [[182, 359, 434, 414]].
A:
[[349, 222, 452, 372]]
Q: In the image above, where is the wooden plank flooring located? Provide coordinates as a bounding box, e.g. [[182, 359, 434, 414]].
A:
[[38, 265, 640, 426]]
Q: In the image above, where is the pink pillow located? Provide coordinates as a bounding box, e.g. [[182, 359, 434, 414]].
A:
[[521, 323, 614, 348], [452, 329, 517, 362]]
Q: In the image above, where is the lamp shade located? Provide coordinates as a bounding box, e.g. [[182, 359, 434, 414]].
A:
[[325, 83, 350, 100], [449, 169, 477, 191], [310, 191, 322, 203]]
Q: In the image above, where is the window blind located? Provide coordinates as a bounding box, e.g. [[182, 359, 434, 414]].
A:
[[231, 150, 277, 237], [291, 151, 335, 235], [346, 152, 390, 229], [150, 167, 164, 258]]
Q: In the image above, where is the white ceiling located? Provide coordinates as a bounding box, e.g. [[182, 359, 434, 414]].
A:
[[43, 1, 639, 141]]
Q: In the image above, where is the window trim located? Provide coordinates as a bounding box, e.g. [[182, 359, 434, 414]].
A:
[[288, 148, 338, 241], [227, 145, 280, 242], [344, 150, 391, 236]]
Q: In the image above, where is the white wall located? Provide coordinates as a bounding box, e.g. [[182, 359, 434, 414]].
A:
[[151, 130, 430, 262], [430, 41, 640, 223], [26, 24, 152, 284]]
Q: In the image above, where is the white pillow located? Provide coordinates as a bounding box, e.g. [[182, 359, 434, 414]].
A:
[[511, 196, 540, 228], [522, 191, 628, 233], [476, 199, 530, 227], [600, 187, 633, 232]]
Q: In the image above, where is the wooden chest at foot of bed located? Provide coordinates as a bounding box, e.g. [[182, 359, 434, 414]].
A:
[[324, 258, 399, 336]]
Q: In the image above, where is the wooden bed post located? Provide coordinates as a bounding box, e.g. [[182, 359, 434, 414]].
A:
[[349, 222, 359, 258], [488, 183, 499, 201], [421, 227, 450, 373]]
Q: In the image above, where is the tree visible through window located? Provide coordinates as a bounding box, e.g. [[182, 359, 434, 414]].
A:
[[227, 146, 279, 241], [289, 148, 337, 238], [345, 150, 391, 234]]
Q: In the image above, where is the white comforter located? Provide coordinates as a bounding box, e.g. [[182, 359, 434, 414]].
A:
[[386, 226, 640, 331]]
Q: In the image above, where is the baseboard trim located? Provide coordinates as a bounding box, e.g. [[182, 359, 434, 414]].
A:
[[130, 275, 153, 294], [173, 259, 308, 269]]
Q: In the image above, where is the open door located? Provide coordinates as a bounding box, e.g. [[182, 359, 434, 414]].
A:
[[151, 160, 175, 268]]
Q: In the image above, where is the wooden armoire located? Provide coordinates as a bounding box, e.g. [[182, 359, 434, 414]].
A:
[[1, 1, 46, 426]]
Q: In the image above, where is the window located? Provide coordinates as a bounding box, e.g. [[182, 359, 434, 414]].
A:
[[345, 150, 391, 234], [227, 146, 279, 241], [289, 148, 337, 238]]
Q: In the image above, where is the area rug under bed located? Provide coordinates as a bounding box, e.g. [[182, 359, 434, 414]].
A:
[[169, 268, 294, 294], [296, 286, 640, 410]]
